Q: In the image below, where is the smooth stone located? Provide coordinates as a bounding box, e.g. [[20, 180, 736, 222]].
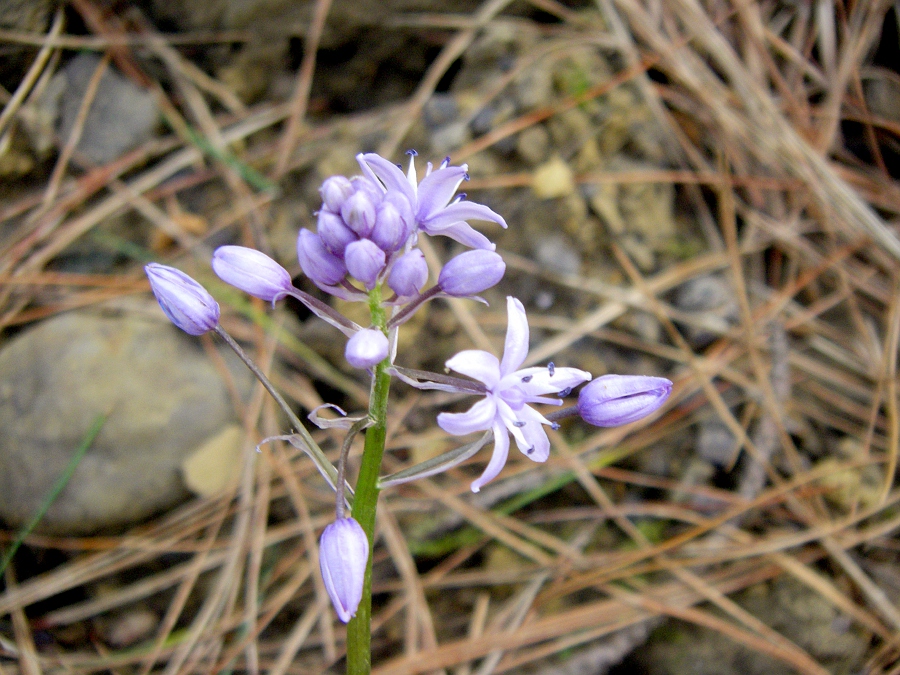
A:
[[0, 311, 248, 534]]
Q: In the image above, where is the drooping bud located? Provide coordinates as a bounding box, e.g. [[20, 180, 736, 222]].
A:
[[388, 249, 428, 297], [438, 249, 506, 297], [317, 209, 358, 256], [344, 239, 386, 290], [319, 518, 369, 623], [297, 229, 347, 286], [211, 246, 294, 304], [319, 175, 354, 212], [145, 263, 219, 335], [345, 328, 389, 369], [577, 374, 672, 427]]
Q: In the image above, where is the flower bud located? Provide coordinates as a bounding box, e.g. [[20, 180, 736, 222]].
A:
[[297, 229, 347, 286], [344, 239, 386, 290], [211, 246, 294, 304], [319, 518, 369, 623], [370, 192, 414, 252], [317, 209, 358, 256], [319, 175, 353, 212], [345, 328, 389, 369], [388, 249, 428, 297], [438, 249, 506, 297], [577, 375, 672, 427], [340, 187, 378, 238], [145, 263, 219, 335]]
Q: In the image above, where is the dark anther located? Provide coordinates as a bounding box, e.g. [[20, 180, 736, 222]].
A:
[[558, 387, 572, 397], [547, 362, 555, 376], [551, 422, 560, 430], [513, 420, 526, 428], [521, 375, 533, 383], [406, 149, 418, 156], [526, 446, 535, 455]]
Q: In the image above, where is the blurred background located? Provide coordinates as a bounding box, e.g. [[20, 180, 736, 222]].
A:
[[1, 0, 900, 673]]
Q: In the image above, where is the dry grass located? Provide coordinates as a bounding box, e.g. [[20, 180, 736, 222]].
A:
[[1, 0, 900, 673]]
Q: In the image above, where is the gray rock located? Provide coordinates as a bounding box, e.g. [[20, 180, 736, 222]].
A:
[[0, 311, 248, 534], [55, 54, 159, 165], [696, 418, 737, 467], [673, 273, 739, 347]]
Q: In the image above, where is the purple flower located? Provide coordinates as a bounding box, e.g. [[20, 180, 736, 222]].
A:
[[145, 263, 219, 335], [345, 328, 389, 369], [358, 152, 507, 250], [438, 249, 506, 297], [388, 249, 428, 297], [211, 246, 294, 304], [577, 375, 672, 427], [319, 518, 369, 623], [297, 229, 347, 287], [437, 297, 591, 492]]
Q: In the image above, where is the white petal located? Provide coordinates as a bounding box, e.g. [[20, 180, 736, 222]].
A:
[[471, 421, 510, 492], [514, 405, 551, 462], [500, 297, 529, 375], [437, 396, 497, 436], [446, 350, 501, 389], [512, 366, 592, 396]]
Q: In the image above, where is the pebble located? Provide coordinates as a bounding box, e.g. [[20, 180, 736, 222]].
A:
[[532, 156, 575, 199], [0, 311, 250, 534]]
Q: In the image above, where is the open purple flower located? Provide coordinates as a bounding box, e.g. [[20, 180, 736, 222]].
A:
[[436, 297, 591, 492], [358, 152, 507, 250]]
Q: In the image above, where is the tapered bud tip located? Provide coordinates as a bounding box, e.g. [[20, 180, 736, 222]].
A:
[[211, 246, 294, 303], [577, 374, 672, 427], [319, 175, 353, 212], [145, 263, 219, 335], [319, 518, 369, 623], [438, 250, 506, 297], [345, 328, 389, 369], [388, 249, 428, 297]]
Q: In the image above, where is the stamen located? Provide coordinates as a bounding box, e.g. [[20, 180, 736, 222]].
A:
[[521, 375, 533, 383], [551, 422, 560, 430], [525, 446, 534, 455], [463, 172, 470, 181], [406, 149, 418, 156], [441, 156, 451, 168], [512, 420, 526, 428], [558, 387, 572, 397], [547, 362, 555, 376]]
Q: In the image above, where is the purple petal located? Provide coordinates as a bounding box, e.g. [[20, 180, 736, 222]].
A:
[[425, 221, 496, 250], [445, 349, 501, 389], [500, 297, 529, 376], [437, 396, 498, 436], [145, 263, 220, 335], [438, 250, 505, 297], [420, 200, 508, 231], [357, 152, 416, 204], [387, 248, 428, 297], [344, 239, 386, 289], [470, 421, 510, 493], [416, 165, 467, 220]]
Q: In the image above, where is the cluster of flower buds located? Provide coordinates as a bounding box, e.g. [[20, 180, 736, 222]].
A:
[[298, 152, 507, 301]]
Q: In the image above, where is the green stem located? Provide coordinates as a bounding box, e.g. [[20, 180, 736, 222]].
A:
[[344, 289, 393, 674]]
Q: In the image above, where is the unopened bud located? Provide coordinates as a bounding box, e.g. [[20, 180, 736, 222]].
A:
[[345, 328, 389, 369], [577, 374, 672, 427], [319, 518, 369, 623], [145, 263, 219, 335], [438, 250, 505, 297], [212, 246, 294, 304]]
